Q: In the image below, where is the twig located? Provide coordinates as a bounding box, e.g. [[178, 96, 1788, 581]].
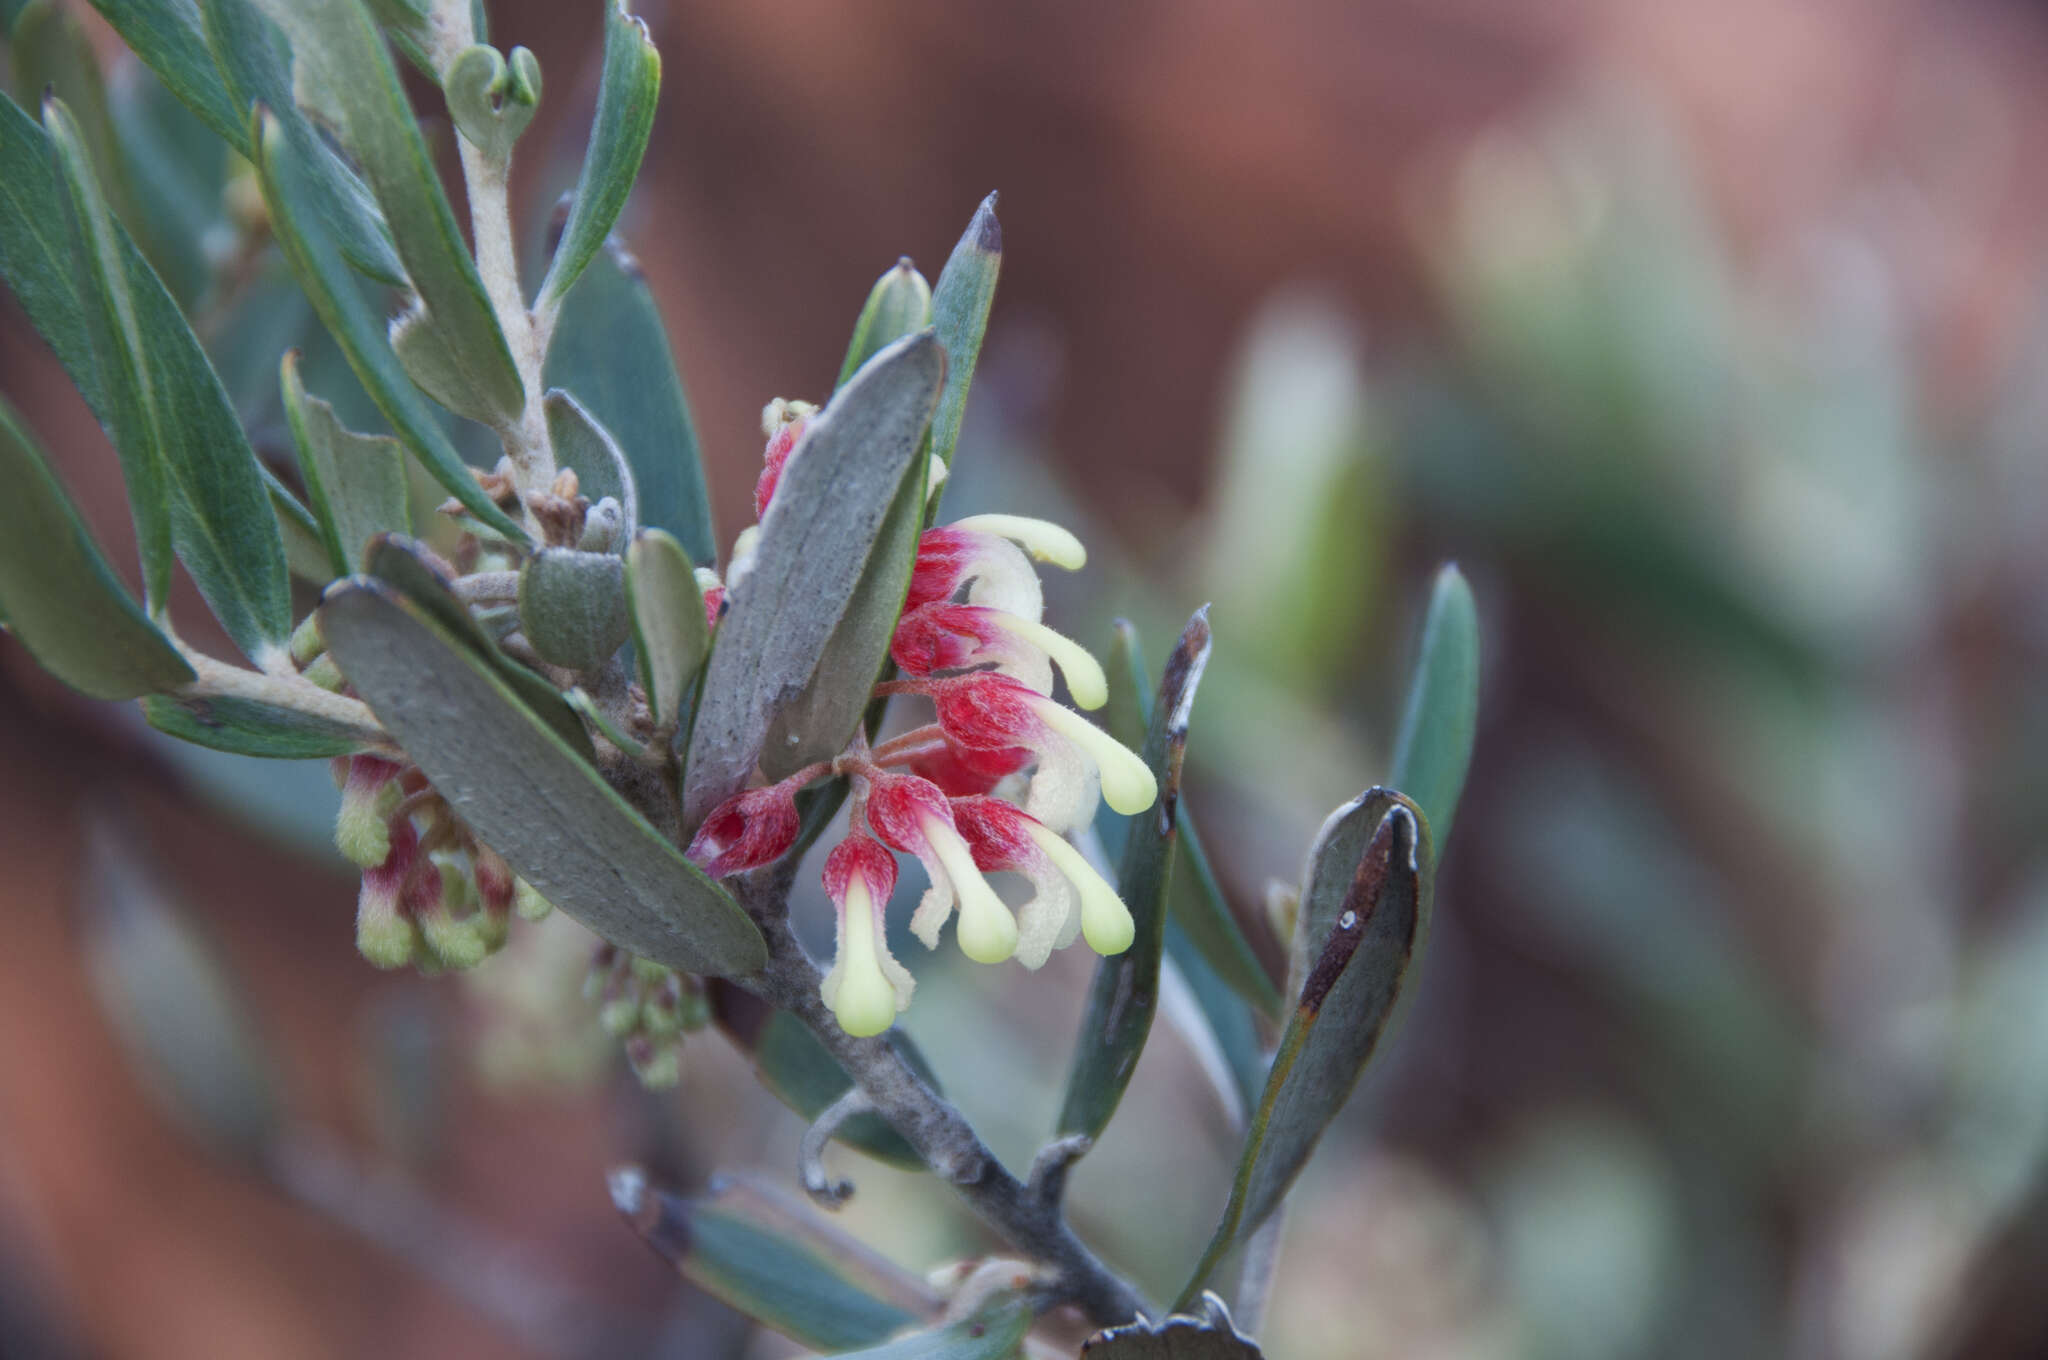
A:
[[1026, 1134, 1092, 1211], [732, 895, 1149, 1327], [799, 1087, 873, 1209]]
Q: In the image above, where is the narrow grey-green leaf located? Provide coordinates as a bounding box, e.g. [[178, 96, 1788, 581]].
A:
[[625, 528, 708, 728], [759, 444, 925, 781], [1173, 825, 1283, 1018], [387, 301, 515, 428], [1098, 610, 1281, 1019], [545, 388, 637, 536], [15, 1, 131, 227], [82, 812, 280, 1159], [204, 0, 407, 286], [262, 460, 333, 582], [518, 547, 628, 672], [1175, 792, 1433, 1309], [836, 258, 932, 390], [0, 89, 102, 412], [283, 350, 410, 576], [535, 0, 657, 309], [1058, 609, 1210, 1141], [612, 1167, 934, 1353], [142, 690, 381, 757], [683, 331, 945, 826], [1094, 629, 1267, 1119], [361, 532, 590, 759], [250, 109, 524, 539], [706, 979, 937, 1170], [110, 55, 230, 309], [319, 579, 768, 977], [47, 96, 292, 664], [89, 0, 248, 149], [257, 0, 522, 426], [832, 1295, 1034, 1360], [1388, 563, 1479, 846], [926, 193, 1001, 473], [543, 237, 712, 562], [1164, 919, 1266, 1129], [0, 396, 193, 699]]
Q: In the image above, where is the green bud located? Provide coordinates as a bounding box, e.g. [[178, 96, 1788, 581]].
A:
[[513, 878, 553, 921], [626, 1034, 680, 1089], [290, 613, 326, 666], [303, 653, 346, 691], [445, 44, 541, 161]]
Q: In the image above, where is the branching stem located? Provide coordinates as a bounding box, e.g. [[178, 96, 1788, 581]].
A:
[[732, 887, 1148, 1327]]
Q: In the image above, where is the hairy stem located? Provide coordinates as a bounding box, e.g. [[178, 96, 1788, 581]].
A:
[[435, 0, 554, 496], [175, 650, 393, 751], [732, 883, 1148, 1326]]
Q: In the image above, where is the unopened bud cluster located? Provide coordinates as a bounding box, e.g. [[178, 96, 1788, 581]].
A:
[[585, 945, 709, 1087], [334, 753, 553, 973]]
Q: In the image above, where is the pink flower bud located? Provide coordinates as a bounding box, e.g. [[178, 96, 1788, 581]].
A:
[[685, 783, 802, 877], [473, 843, 516, 916], [355, 818, 421, 969], [753, 401, 813, 519]]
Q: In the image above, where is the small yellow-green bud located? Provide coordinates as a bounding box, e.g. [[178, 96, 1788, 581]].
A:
[[513, 879, 553, 921]]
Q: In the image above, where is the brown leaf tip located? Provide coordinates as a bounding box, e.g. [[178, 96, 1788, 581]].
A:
[[611, 1164, 695, 1263], [973, 192, 1002, 253]]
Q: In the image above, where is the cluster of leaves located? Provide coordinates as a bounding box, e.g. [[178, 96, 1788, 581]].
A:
[[0, 1, 1480, 1353]]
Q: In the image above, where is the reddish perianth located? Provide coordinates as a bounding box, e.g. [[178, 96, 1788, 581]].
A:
[[861, 771, 956, 854], [473, 843, 516, 915], [906, 741, 1031, 797], [355, 817, 423, 968], [890, 602, 1001, 676], [685, 783, 802, 877], [700, 581, 726, 629], [948, 794, 1039, 871], [929, 672, 1045, 751], [823, 834, 898, 907], [905, 527, 982, 611], [753, 416, 806, 519]]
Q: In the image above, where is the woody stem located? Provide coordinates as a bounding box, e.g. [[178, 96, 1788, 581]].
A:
[[731, 876, 1148, 1326]]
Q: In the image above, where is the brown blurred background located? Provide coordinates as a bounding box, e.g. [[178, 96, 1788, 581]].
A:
[[8, 0, 2048, 1356]]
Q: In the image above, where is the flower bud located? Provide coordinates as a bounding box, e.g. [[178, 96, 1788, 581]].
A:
[[356, 820, 421, 970], [685, 783, 802, 877], [335, 756, 405, 868]]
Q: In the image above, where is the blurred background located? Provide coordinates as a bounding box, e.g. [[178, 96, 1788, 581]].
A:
[[6, 0, 2048, 1355]]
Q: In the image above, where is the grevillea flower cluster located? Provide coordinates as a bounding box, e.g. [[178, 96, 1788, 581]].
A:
[[684, 407, 1157, 1036], [334, 752, 552, 971]]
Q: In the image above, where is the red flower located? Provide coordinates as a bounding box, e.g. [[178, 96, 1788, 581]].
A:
[[891, 602, 1107, 708], [927, 673, 1156, 832], [905, 740, 1030, 798], [950, 796, 1135, 963], [862, 771, 1018, 963]]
